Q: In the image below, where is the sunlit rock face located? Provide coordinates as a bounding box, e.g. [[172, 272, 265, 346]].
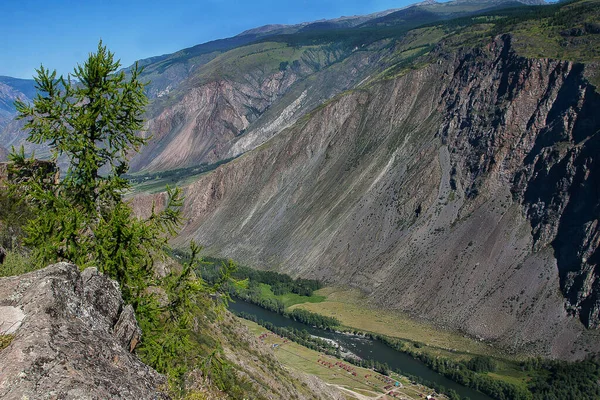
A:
[[0, 263, 168, 400]]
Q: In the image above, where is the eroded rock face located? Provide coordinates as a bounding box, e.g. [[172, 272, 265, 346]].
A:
[[132, 34, 600, 359], [0, 263, 168, 400], [438, 34, 600, 329], [129, 43, 388, 172]]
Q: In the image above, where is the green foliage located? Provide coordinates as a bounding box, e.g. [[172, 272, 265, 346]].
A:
[[12, 41, 183, 302], [0, 250, 35, 277], [194, 256, 325, 306], [199, 349, 253, 397], [182, 391, 208, 400], [467, 355, 497, 373], [137, 242, 212, 390], [16, 42, 146, 213], [527, 358, 600, 400], [0, 334, 14, 351], [226, 263, 323, 296], [287, 308, 340, 329], [137, 242, 247, 396]]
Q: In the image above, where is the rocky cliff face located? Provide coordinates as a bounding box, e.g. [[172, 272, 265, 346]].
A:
[[134, 34, 600, 359], [0, 263, 167, 399], [440, 34, 600, 330]]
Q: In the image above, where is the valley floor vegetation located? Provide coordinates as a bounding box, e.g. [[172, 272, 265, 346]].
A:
[[198, 256, 600, 400]]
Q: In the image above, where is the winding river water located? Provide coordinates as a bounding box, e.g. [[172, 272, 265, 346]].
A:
[[229, 300, 492, 400]]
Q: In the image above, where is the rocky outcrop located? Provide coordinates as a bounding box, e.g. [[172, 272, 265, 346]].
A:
[[516, 67, 600, 329], [0, 263, 167, 399]]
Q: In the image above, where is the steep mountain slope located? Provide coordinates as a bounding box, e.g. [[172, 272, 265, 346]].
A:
[[127, 0, 547, 172], [132, 0, 600, 359], [0, 77, 35, 130], [0, 0, 547, 173], [130, 40, 393, 171], [0, 77, 42, 162]]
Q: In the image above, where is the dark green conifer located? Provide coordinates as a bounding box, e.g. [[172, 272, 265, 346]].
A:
[[13, 40, 182, 302]]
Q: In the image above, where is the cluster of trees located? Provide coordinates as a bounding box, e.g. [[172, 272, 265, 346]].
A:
[[340, 356, 392, 376], [467, 356, 497, 373], [196, 257, 322, 297], [230, 264, 322, 297], [123, 157, 235, 185], [287, 308, 340, 330], [234, 311, 340, 355], [526, 358, 600, 400]]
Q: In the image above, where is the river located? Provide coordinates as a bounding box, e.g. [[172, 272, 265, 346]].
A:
[[229, 300, 492, 400]]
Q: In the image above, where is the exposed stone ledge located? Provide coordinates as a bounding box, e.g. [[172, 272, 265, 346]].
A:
[[0, 263, 168, 400]]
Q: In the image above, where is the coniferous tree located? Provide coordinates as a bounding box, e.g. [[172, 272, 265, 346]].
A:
[[13, 40, 182, 302], [13, 40, 241, 395]]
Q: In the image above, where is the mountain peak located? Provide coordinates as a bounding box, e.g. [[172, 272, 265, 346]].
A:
[[453, 0, 545, 4]]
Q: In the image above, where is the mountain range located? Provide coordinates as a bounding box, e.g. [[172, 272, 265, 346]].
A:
[[2, 0, 600, 361]]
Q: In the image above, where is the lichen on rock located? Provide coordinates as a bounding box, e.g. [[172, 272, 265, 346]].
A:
[[0, 262, 168, 400]]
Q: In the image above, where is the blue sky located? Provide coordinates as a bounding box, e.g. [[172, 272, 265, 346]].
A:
[[0, 0, 428, 79]]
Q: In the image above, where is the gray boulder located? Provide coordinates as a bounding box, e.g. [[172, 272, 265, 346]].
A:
[[0, 262, 169, 399]]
